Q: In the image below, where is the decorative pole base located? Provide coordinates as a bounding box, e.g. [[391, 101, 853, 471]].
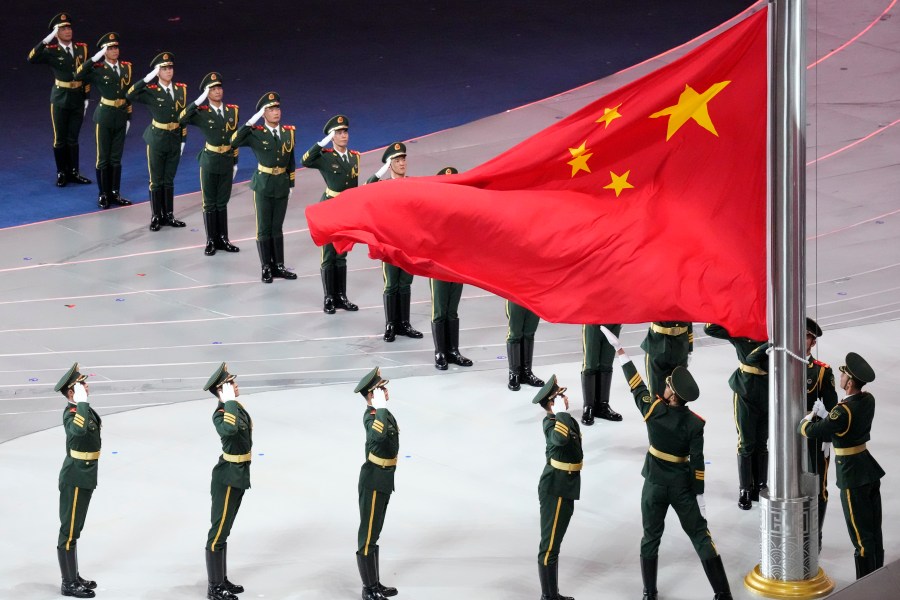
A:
[[745, 564, 834, 598]]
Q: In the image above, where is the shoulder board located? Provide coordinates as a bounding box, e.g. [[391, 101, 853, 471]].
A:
[[175, 82, 186, 87], [812, 359, 830, 368], [94, 62, 105, 67], [69, 407, 77, 413], [350, 150, 360, 155], [252, 125, 265, 131], [121, 61, 131, 65], [147, 84, 158, 89], [226, 104, 238, 108], [198, 105, 209, 111], [75, 42, 86, 47], [217, 408, 224, 413], [283, 125, 295, 131], [47, 44, 59, 49], [369, 408, 377, 415], [690, 410, 706, 423], [322, 148, 334, 153]]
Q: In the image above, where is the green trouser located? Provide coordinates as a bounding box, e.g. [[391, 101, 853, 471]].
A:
[[252, 191, 288, 241], [807, 437, 830, 535], [582, 324, 621, 374], [506, 301, 539, 343], [95, 122, 126, 169], [538, 493, 575, 566], [640, 480, 717, 560], [383, 263, 413, 294], [200, 168, 232, 212], [431, 279, 462, 322], [320, 243, 348, 269], [51, 104, 84, 148], [57, 484, 94, 550], [840, 482, 883, 559], [207, 482, 246, 552], [358, 485, 391, 556], [147, 144, 181, 191], [733, 391, 768, 456]]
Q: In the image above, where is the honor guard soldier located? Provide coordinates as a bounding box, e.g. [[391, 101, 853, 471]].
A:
[[354, 368, 399, 600], [601, 327, 733, 600], [533, 375, 581, 600], [127, 52, 188, 230], [231, 92, 297, 283], [27, 13, 92, 187], [506, 301, 544, 391], [203, 363, 251, 600], [74, 32, 133, 209], [54, 363, 101, 599], [704, 324, 769, 510], [640, 322, 693, 400], [367, 143, 423, 342], [800, 352, 884, 579], [302, 115, 360, 314], [580, 324, 623, 424], [179, 72, 240, 255]]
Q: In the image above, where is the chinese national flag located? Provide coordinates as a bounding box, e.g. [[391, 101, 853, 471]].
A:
[[307, 9, 768, 339]]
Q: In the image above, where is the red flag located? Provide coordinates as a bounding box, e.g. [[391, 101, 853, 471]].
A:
[[307, 9, 768, 339]]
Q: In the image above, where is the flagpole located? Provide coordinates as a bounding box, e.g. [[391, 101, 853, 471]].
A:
[[744, 1, 832, 596]]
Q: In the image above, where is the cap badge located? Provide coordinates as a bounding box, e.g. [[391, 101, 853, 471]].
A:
[[394, 143, 400, 150], [337, 116, 344, 123], [268, 93, 274, 100]]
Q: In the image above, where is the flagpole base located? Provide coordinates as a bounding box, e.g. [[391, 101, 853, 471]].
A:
[[744, 565, 834, 599]]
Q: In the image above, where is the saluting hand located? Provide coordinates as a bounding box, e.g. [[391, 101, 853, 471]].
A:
[[143, 64, 160, 83], [371, 386, 388, 410], [317, 130, 335, 148], [374, 162, 390, 180], [73, 382, 87, 403], [91, 47, 106, 63], [43, 24, 59, 45], [246, 107, 265, 126], [220, 382, 236, 401], [193, 85, 210, 106]]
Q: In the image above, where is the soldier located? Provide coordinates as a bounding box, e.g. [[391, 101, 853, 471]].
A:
[[506, 301, 544, 391], [704, 324, 769, 510], [601, 326, 733, 600], [54, 363, 101, 599], [354, 367, 399, 600], [367, 143, 422, 342], [428, 166, 474, 370], [640, 322, 693, 400], [27, 13, 92, 188], [179, 72, 240, 255], [230, 92, 297, 284], [302, 115, 360, 314], [74, 32, 133, 209], [799, 352, 883, 579], [202, 363, 251, 600], [804, 317, 837, 551], [127, 52, 188, 230], [533, 375, 580, 600], [580, 324, 623, 424]]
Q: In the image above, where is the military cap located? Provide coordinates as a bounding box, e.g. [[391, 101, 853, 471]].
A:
[[256, 91, 280, 112], [55, 362, 87, 393], [667, 366, 699, 402], [199, 72, 223, 91], [381, 142, 407, 164], [49, 12, 73, 29], [839, 352, 875, 384], [203, 362, 236, 393], [150, 52, 175, 68], [354, 367, 389, 396], [437, 167, 458, 176], [323, 115, 349, 135], [806, 317, 823, 338], [97, 32, 119, 49], [532, 374, 567, 405]]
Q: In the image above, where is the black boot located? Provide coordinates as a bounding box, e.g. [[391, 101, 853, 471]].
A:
[[356, 552, 388, 600], [163, 188, 185, 226], [372, 546, 397, 597], [507, 341, 522, 391], [334, 265, 359, 311], [149, 189, 164, 230], [855, 554, 877, 579], [67, 145, 92, 184], [206, 549, 238, 600], [446, 318, 473, 366], [203, 212, 218, 256], [595, 370, 622, 421], [432, 320, 448, 370], [752, 451, 768, 501], [383, 293, 397, 342], [221, 543, 244, 595], [71, 546, 97, 590], [58, 547, 95, 598], [256, 239, 273, 283], [396, 290, 423, 338], [321, 267, 336, 314], [520, 336, 545, 387], [271, 235, 297, 279], [216, 209, 239, 252], [876, 550, 885, 570], [738, 455, 753, 510], [54, 147, 68, 186], [580, 372, 596, 425], [110, 165, 131, 205], [640, 556, 658, 600], [817, 494, 827, 553], [537, 562, 574, 600], [96, 168, 110, 209], [701, 555, 733, 599]]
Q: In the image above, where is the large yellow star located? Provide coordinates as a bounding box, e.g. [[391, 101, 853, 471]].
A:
[[650, 81, 731, 141], [567, 141, 593, 177], [603, 170, 634, 197], [596, 104, 623, 129]]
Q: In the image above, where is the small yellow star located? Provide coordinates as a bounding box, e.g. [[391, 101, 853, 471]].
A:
[[650, 81, 731, 141], [603, 170, 634, 197], [596, 104, 623, 129], [567, 141, 592, 177]]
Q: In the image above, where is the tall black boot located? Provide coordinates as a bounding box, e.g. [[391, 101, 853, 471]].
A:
[[752, 450, 768, 501], [72, 546, 97, 590], [54, 147, 68, 186], [321, 267, 336, 314], [855, 554, 877, 579], [446, 318, 473, 366], [640, 556, 658, 600], [164, 188, 185, 226], [595, 370, 622, 421], [383, 293, 397, 342], [57, 547, 95, 598], [271, 235, 297, 279], [738, 455, 753, 510], [356, 552, 388, 600], [96, 168, 110, 209], [432, 320, 448, 370], [372, 546, 397, 597], [701, 555, 733, 599], [334, 265, 359, 311], [216, 209, 239, 252], [256, 239, 273, 283], [206, 549, 238, 600], [580, 372, 596, 425], [67, 145, 92, 184], [148, 189, 163, 230], [520, 336, 545, 387], [817, 494, 827, 553], [396, 290, 423, 338], [203, 212, 217, 256], [876, 550, 885, 570], [221, 543, 244, 595], [537, 562, 574, 600], [507, 341, 522, 391], [110, 165, 131, 205]]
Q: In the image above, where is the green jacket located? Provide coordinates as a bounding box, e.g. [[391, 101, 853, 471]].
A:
[[211, 400, 253, 489], [301, 143, 360, 200], [27, 41, 90, 109], [230, 124, 296, 197], [59, 401, 102, 489], [359, 407, 399, 494], [126, 79, 188, 153], [74, 59, 132, 127], [622, 361, 705, 495], [641, 321, 693, 359], [179, 102, 239, 175], [807, 357, 837, 412], [704, 323, 768, 399], [799, 392, 884, 489], [538, 411, 583, 500]]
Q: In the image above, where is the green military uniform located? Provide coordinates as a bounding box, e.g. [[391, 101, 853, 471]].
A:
[[799, 352, 883, 578], [230, 91, 297, 284], [704, 323, 769, 509], [506, 300, 544, 391], [27, 13, 92, 187], [179, 72, 240, 255], [74, 32, 133, 209], [580, 324, 623, 424], [640, 322, 693, 400], [127, 52, 188, 230]]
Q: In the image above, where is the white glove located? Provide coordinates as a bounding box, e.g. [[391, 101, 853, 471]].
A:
[[600, 326, 631, 366], [371, 387, 388, 410], [91, 47, 106, 62], [246, 107, 265, 126], [126, 121, 131, 135], [317, 130, 335, 147], [375, 162, 390, 179], [804, 411, 816, 423], [289, 188, 293, 199], [73, 382, 88, 403], [193, 86, 210, 106], [143, 65, 160, 83], [180, 142, 185, 156], [823, 442, 832, 459], [43, 25, 59, 45], [697, 494, 706, 519], [83, 100, 89, 117], [687, 353, 692, 367], [813, 399, 829, 419], [219, 382, 235, 401], [551, 394, 569, 414], [232, 165, 238, 181]]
